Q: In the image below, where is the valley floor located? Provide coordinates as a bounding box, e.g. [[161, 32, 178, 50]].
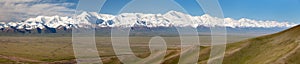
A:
[[0, 35, 254, 64]]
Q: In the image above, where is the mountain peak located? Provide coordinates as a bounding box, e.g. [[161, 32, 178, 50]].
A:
[[200, 14, 213, 18], [165, 10, 187, 16], [166, 10, 182, 14], [0, 11, 296, 30]]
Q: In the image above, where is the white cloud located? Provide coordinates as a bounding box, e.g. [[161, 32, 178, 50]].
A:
[[0, 0, 37, 3], [0, 0, 75, 22]]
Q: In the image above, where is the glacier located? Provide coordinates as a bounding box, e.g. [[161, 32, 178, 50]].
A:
[[0, 11, 296, 30]]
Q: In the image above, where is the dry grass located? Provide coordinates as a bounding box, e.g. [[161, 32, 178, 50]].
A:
[[0, 35, 252, 63]]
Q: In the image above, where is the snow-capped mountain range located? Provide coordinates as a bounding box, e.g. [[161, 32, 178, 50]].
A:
[[0, 11, 297, 30]]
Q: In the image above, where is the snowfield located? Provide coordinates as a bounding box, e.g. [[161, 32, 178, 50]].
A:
[[0, 11, 296, 30]]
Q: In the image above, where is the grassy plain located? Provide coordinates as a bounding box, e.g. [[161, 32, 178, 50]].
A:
[[0, 35, 254, 63]]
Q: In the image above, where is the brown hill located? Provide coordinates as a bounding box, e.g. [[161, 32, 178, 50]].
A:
[[103, 25, 300, 64]]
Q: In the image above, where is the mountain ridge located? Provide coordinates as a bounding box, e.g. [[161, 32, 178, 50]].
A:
[[0, 11, 296, 29], [0, 11, 296, 34]]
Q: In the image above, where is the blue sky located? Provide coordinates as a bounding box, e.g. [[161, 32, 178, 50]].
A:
[[219, 0, 300, 23], [98, 0, 300, 23], [0, 0, 299, 24]]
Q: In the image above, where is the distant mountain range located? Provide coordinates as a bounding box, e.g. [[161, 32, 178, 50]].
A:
[[0, 11, 296, 34]]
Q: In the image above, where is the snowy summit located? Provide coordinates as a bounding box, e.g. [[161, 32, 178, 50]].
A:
[[0, 11, 296, 30]]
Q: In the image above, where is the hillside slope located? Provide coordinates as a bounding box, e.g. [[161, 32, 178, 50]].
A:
[[0, 25, 298, 64], [222, 25, 300, 64], [106, 25, 300, 64]]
